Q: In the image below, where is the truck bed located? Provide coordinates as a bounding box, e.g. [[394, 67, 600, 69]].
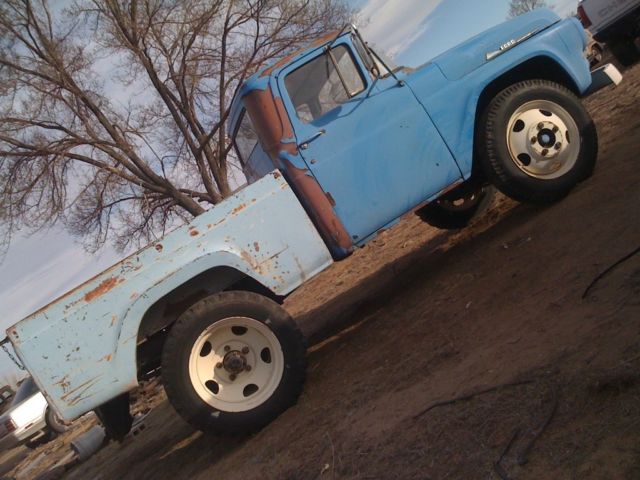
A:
[[6, 171, 333, 420]]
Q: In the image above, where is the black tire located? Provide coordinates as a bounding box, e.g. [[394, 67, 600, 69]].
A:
[[45, 407, 67, 434], [609, 39, 640, 67], [161, 291, 307, 436], [25, 430, 54, 449], [416, 185, 496, 229], [478, 80, 597, 204], [94, 393, 133, 442]]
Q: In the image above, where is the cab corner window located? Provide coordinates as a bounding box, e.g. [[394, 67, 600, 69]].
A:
[[234, 111, 258, 165], [285, 45, 366, 124]]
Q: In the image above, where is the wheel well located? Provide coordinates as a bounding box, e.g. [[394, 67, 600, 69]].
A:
[[135, 267, 282, 379], [471, 56, 580, 178]]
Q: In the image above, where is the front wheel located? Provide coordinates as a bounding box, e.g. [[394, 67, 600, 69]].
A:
[[478, 80, 597, 204], [161, 291, 306, 436]]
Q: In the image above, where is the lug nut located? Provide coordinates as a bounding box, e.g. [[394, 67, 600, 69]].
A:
[[552, 125, 559, 133], [224, 345, 230, 352], [541, 149, 549, 156], [554, 142, 561, 150], [530, 137, 537, 144], [241, 346, 250, 354], [229, 374, 236, 381], [537, 122, 544, 130], [245, 365, 252, 372], [216, 362, 223, 369]]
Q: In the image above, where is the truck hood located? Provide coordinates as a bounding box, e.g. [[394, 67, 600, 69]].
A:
[[429, 8, 561, 80]]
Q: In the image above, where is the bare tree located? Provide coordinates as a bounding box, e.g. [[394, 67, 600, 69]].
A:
[[0, 0, 349, 254], [508, 0, 548, 18]]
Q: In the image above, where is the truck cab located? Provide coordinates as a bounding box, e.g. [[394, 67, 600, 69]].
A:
[[228, 9, 610, 258], [229, 27, 468, 259]]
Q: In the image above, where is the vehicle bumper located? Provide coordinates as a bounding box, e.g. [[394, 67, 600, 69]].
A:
[[584, 63, 623, 96]]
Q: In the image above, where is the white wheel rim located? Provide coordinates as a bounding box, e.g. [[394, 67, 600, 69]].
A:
[[188, 317, 284, 413], [506, 100, 580, 180]]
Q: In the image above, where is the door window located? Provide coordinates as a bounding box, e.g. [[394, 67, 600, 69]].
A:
[[285, 45, 366, 124]]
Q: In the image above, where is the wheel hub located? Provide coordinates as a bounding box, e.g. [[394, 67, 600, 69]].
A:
[[222, 350, 247, 374], [537, 128, 556, 148], [530, 120, 563, 160]]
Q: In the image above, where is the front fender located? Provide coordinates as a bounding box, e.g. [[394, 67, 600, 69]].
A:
[[406, 18, 592, 178]]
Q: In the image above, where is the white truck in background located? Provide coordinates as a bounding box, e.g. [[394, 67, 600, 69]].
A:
[[578, 0, 640, 65]]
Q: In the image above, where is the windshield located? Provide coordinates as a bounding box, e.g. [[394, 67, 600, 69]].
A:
[[285, 44, 366, 124], [233, 111, 259, 165]]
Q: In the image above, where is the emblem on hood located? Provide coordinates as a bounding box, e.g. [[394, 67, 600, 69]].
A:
[[486, 28, 543, 61]]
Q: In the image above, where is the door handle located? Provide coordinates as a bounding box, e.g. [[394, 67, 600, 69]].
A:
[[298, 129, 326, 150]]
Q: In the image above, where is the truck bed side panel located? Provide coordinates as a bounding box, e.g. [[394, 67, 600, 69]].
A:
[[7, 172, 332, 420]]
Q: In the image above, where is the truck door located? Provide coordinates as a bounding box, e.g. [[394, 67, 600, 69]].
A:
[[278, 39, 462, 244]]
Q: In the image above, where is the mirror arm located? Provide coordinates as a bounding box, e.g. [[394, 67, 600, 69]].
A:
[[370, 46, 405, 87]]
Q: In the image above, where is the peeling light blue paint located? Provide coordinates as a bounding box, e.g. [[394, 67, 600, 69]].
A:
[[8, 172, 332, 419]]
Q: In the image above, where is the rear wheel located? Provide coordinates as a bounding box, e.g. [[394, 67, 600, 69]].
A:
[[161, 291, 306, 435], [478, 80, 597, 203], [416, 184, 496, 229]]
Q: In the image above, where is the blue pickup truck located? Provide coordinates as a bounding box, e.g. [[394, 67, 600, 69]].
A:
[[2, 9, 621, 440]]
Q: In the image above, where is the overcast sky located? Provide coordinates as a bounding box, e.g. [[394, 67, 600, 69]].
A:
[[0, 0, 579, 377]]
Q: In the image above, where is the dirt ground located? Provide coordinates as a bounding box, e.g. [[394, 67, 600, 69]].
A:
[[3, 62, 640, 480]]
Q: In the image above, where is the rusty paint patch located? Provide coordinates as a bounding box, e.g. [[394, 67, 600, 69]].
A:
[[231, 203, 247, 215], [240, 250, 274, 277], [190, 229, 199, 237], [83, 277, 122, 303], [310, 29, 341, 47], [60, 376, 101, 404], [259, 30, 339, 78], [260, 52, 299, 78], [110, 315, 118, 327], [155, 243, 163, 252], [54, 375, 71, 393], [240, 250, 259, 270], [282, 159, 353, 254], [130, 292, 139, 300], [99, 354, 113, 362], [254, 242, 260, 252], [243, 89, 296, 162]]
